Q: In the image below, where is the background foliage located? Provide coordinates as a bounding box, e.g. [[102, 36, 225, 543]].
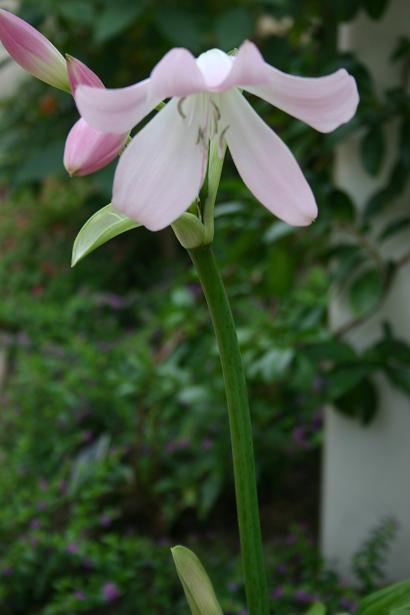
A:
[[0, 0, 409, 612]]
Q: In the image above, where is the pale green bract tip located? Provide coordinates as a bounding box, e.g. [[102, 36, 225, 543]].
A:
[[71, 203, 140, 267], [171, 545, 223, 615]]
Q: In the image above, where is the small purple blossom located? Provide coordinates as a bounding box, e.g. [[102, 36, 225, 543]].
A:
[[2, 567, 13, 577], [202, 438, 214, 451], [99, 512, 112, 527], [276, 563, 288, 574], [292, 425, 307, 447], [39, 479, 48, 491], [36, 499, 48, 511], [30, 518, 40, 530], [295, 589, 315, 603], [74, 591, 86, 601], [102, 581, 121, 603], [66, 543, 79, 554], [272, 585, 285, 599], [165, 438, 190, 453]]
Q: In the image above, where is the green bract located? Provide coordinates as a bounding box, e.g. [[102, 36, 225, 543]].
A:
[[71, 203, 140, 266], [171, 546, 223, 615]]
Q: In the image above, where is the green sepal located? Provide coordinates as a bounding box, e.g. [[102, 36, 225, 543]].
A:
[[172, 213, 206, 249], [171, 545, 223, 615], [71, 203, 140, 267]]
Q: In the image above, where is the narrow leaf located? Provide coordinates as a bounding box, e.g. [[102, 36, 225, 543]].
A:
[[72, 203, 140, 267]]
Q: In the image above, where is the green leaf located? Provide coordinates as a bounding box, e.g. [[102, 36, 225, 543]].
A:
[[94, 0, 147, 43], [379, 217, 410, 242], [14, 141, 65, 185], [330, 189, 356, 223], [171, 546, 223, 615], [71, 204, 140, 267], [263, 221, 295, 244], [364, 0, 389, 19], [154, 9, 203, 51], [357, 580, 410, 615], [335, 377, 378, 424], [59, 1, 95, 24], [333, 0, 360, 22], [214, 8, 253, 50], [361, 126, 385, 176], [305, 603, 327, 615], [327, 364, 370, 399], [349, 268, 384, 316]]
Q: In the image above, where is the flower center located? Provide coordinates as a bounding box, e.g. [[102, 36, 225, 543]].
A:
[[196, 49, 233, 89]]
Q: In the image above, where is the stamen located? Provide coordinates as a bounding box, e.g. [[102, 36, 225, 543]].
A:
[[210, 100, 221, 122], [218, 125, 229, 157], [177, 97, 187, 119]]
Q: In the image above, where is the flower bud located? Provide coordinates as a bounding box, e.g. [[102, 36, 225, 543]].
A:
[[66, 54, 104, 93], [64, 118, 127, 177], [0, 9, 70, 91]]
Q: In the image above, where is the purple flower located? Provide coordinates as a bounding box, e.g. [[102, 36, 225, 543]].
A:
[[102, 581, 121, 603], [276, 563, 288, 574], [66, 543, 79, 554], [292, 426, 308, 448], [295, 589, 315, 603], [39, 479, 49, 491], [36, 500, 48, 511], [2, 567, 13, 577], [202, 438, 214, 451], [74, 591, 86, 601], [30, 518, 40, 530], [312, 409, 324, 431], [99, 512, 112, 528], [272, 585, 285, 599]]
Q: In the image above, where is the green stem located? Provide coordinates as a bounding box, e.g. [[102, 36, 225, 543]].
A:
[[188, 245, 269, 615]]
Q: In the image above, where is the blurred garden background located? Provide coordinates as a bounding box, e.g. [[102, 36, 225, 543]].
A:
[[0, 0, 409, 613]]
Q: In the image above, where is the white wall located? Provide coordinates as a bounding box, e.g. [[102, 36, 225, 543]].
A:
[[321, 0, 410, 581]]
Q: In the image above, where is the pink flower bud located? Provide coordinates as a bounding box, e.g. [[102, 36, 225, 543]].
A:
[[0, 9, 70, 91], [66, 55, 104, 93], [64, 118, 127, 177]]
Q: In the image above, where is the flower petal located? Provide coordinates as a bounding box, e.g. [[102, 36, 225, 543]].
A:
[[66, 55, 104, 92], [220, 89, 317, 226], [216, 40, 271, 91], [246, 66, 359, 133], [150, 48, 205, 98], [112, 97, 207, 231], [75, 79, 155, 134]]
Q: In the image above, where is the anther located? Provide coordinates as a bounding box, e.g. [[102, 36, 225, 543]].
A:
[[177, 97, 187, 119], [218, 125, 229, 157]]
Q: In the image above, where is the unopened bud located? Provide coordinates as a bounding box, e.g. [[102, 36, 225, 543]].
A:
[[64, 118, 127, 177], [0, 9, 70, 91]]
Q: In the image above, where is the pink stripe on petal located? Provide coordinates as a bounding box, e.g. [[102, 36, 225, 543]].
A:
[[150, 48, 205, 98], [66, 55, 104, 92], [75, 79, 155, 134], [220, 89, 317, 226], [246, 65, 359, 133], [112, 98, 207, 231]]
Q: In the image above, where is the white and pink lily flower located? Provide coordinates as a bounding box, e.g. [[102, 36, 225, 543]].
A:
[[75, 41, 359, 231]]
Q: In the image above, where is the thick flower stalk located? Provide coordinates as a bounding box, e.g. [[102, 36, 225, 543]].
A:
[[75, 41, 359, 231], [0, 10, 127, 176]]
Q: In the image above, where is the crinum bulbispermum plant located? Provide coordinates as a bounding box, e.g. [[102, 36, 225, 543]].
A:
[[0, 9, 359, 615]]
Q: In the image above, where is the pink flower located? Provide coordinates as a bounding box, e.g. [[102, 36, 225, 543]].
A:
[[0, 12, 126, 176], [76, 41, 359, 231], [0, 9, 69, 91], [64, 56, 127, 176]]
